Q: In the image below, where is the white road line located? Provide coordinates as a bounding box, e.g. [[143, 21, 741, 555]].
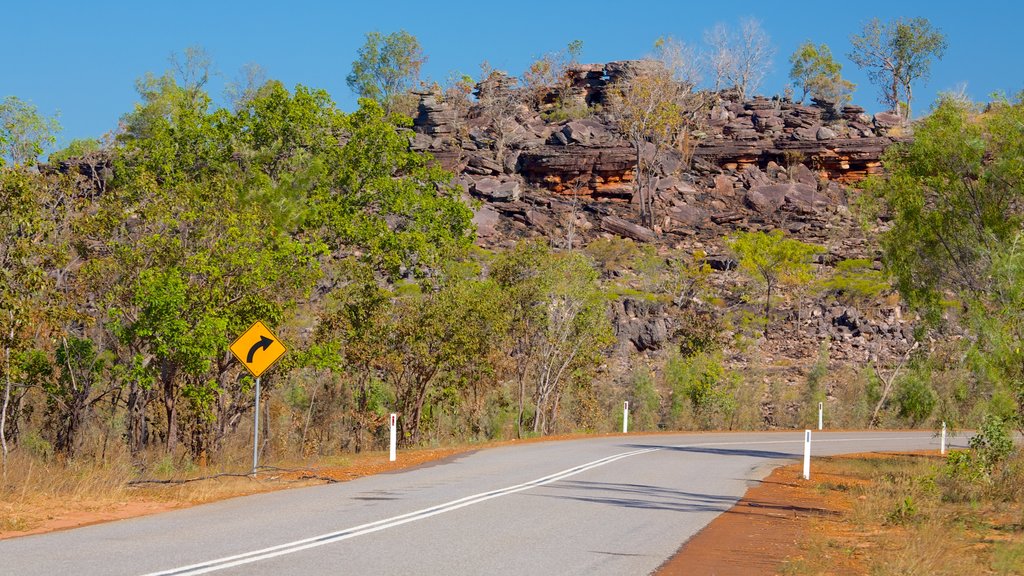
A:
[[143, 434, 933, 575]]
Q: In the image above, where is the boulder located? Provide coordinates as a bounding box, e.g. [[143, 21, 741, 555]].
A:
[[873, 111, 902, 130], [745, 184, 790, 213], [816, 126, 837, 140], [472, 204, 501, 236], [601, 215, 657, 243], [745, 182, 821, 214], [471, 178, 521, 202]]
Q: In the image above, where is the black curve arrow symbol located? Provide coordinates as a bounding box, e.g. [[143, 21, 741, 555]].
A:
[[246, 336, 274, 363]]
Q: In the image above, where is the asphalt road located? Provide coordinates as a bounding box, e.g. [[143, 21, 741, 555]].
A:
[[0, 431, 960, 576]]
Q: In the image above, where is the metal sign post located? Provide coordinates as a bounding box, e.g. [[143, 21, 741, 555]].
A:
[[230, 321, 287, 477], [252, 377, 261, 475]]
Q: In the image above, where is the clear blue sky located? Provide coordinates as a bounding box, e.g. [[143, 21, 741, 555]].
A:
[[3, 0, 1019, 149]]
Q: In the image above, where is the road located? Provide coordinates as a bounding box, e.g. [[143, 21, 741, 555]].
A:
[[0, 431, 959, 576]]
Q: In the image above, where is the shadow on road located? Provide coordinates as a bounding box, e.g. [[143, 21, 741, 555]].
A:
[[536, 480, 838, 517], [622, 444, 800, 460], [535, 480, 738, 513]]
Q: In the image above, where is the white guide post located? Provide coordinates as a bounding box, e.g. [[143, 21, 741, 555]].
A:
[[622, 401, 629, 434], [802, 430, 812, 480], [389, 413, 398, 462], [818, 402, 823, 431], [252, 377, 261, 476], [941, 421, 947, 455]]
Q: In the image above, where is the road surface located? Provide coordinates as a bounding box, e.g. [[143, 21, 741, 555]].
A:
[[0, 431, 959, 575]]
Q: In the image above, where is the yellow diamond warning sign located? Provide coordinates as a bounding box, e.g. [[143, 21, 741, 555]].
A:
[[230, 321, 287, 378]]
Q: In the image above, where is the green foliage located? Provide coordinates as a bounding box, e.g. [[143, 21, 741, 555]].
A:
[[677, 307, 724, 358], [666, 351, 736, 429], [822, 259, 889, 304], [0, 96, 60, 167], [627, 368, 661, 431], [969, 414, 1015, 472], [306, 98, 474, 278], [848, 17, 947, 118], [894, 367, 937, 426], [864, 96, 1024, 427], [493, 241, 614, 435], [346, 30, 425, 113], [47, 138, 102, 164], [727, 230, 824, 334], [789, 41, 855, 106]]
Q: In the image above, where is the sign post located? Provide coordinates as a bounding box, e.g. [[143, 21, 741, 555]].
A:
[[622, 401, 629, 434], [818, 402, 823, 431], [230, 321, 287, 476], [389, 413, 398, 462], [941, 421, 947, 455], [252, 377, 260, 475]]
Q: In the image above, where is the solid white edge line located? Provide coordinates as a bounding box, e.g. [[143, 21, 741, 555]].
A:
[[143, 434, 936, 575]]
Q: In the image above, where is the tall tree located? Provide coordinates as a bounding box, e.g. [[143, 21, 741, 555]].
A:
[[492, 242, 613, 436], [848, 17, 947, 119], [789, 41, 855, 106], [704, 18, 774, 99], [862, 95, 1024, 429], [0, 169, 63, 471], [346, 30, 426, 114], [607, 61, 686, 228], [727, 230, 824, 336], [0, 96, 60, 168]]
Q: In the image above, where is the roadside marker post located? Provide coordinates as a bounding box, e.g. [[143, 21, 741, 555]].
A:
[[818, 402, 823, 431], [229, 321, 287, 476], [623, 401, 629, 434], [802, 430, 812, 480], [389, 413, 398, 462], [941, 421, 947, 455]]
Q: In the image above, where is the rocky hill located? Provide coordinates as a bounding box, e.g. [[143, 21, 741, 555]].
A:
[[412, 61, 915, 416]]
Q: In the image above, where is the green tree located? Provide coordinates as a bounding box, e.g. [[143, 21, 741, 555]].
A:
[[0, 96, 60, 168], [0, 169, 67, 471], [821, 258, 889, 306], [346, 30, 426, 114], [727, 230, 824, 336], [666, 351, 736, 429], [848, 17, 947, 119], [306, 98, 474, 278], [493, 241, 614, 436], [863, 95, 1024, 430], [789, 41, 855, 106], [48, 138, 102, 164]]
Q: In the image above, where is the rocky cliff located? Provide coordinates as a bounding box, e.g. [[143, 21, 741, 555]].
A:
[[412, 62, 915, 397]]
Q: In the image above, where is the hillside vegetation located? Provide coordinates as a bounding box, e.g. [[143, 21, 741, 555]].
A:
[[0, 20, 1020, 499]]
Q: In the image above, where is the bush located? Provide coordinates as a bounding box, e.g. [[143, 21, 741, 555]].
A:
[[666, 351, 736, 429], [627, 368, 662, 431], [676, 306, 724, 357], [969, 414, 1014, 472], [894, 369, 937, 426]]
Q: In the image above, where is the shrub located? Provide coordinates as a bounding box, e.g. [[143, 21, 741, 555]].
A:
[[894, 368, 938, 426], [969, 414, 1014, 472], [666, 351, 737, 429]]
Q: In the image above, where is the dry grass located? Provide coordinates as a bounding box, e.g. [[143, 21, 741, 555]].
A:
[[783, 451, 1024, 576]]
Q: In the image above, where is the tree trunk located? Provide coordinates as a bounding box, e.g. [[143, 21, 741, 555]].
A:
[[161, 363, 178, 454], [1, 344, 11, 477]]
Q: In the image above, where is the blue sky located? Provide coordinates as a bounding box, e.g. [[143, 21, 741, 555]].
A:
[[3, 1, 1019, 149]]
